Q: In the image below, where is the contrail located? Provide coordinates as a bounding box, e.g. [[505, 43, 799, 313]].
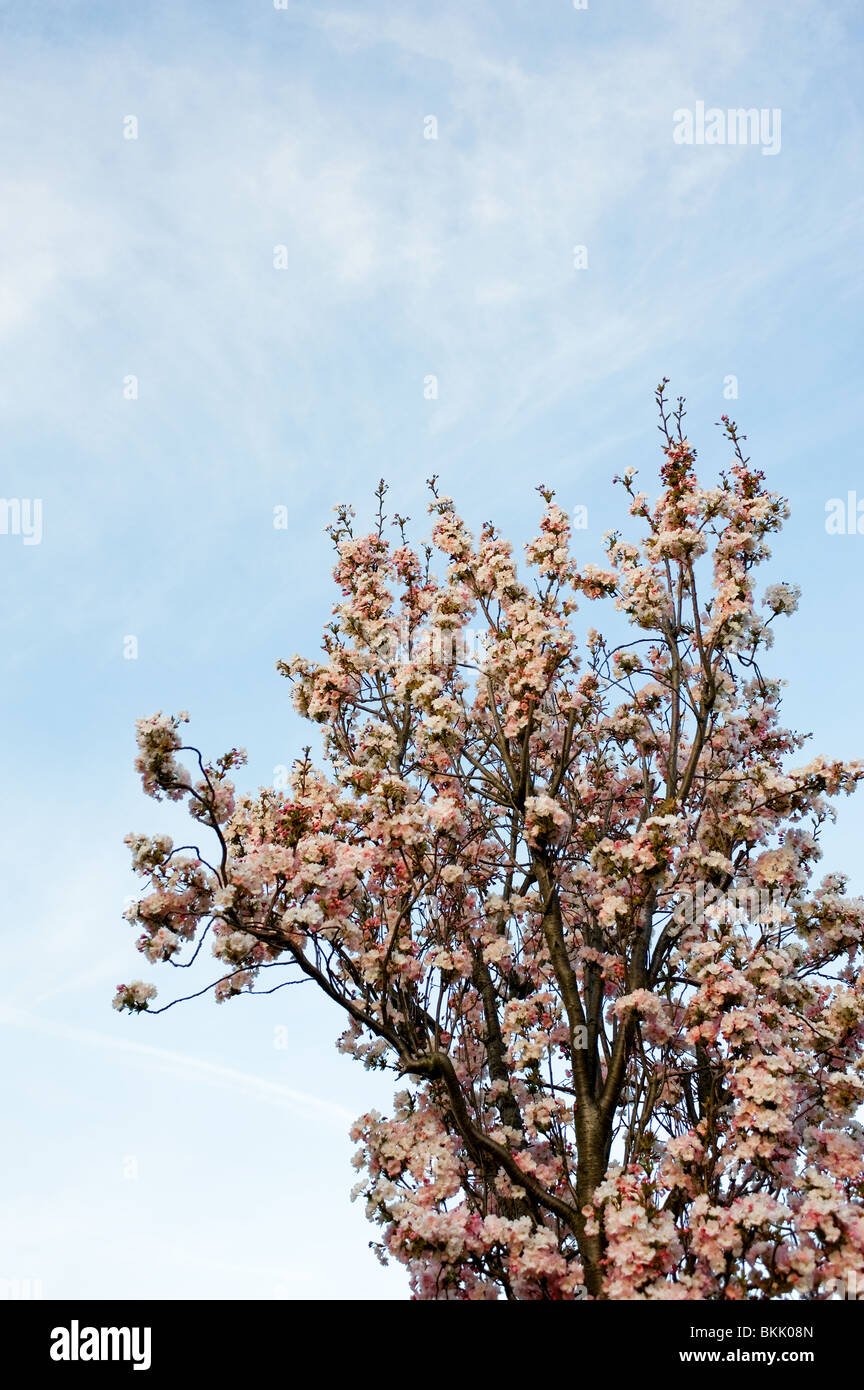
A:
[[0, 1005, 355, 1124]]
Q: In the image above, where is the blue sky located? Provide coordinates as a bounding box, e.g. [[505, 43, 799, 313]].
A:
[[1, 0, 863, 1299]]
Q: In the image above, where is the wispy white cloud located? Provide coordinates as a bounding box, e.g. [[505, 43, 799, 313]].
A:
[[2, 0, 857, 455]]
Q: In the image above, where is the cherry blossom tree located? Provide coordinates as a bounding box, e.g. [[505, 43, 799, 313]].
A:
[[117, 382, 864, 1300]]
